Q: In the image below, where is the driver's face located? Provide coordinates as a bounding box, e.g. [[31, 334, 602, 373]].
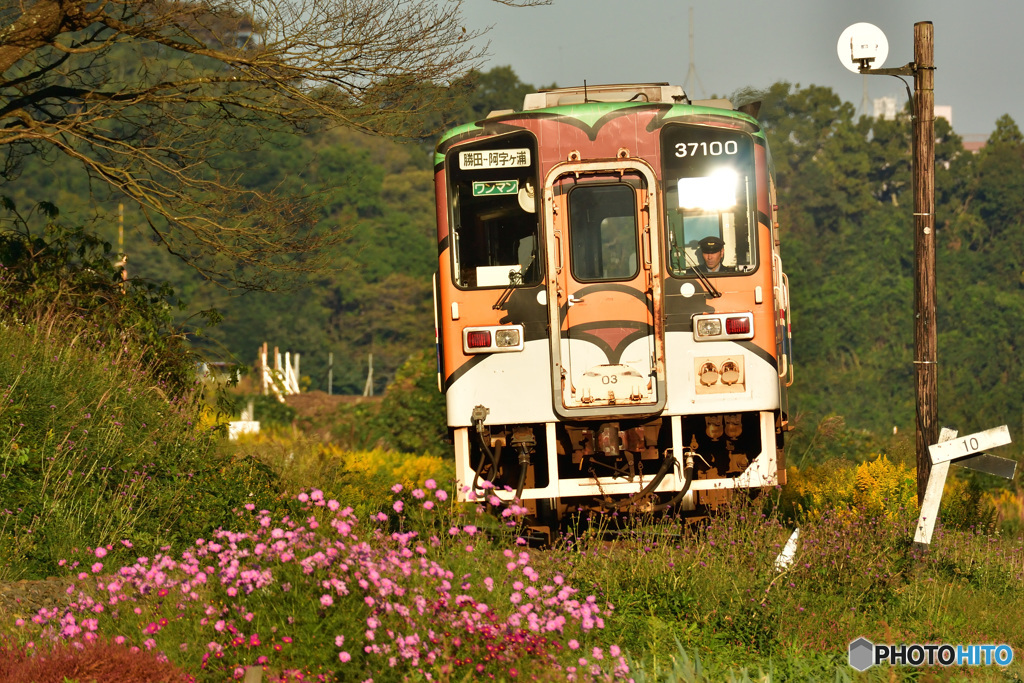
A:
[[702, 249, 724, 270]]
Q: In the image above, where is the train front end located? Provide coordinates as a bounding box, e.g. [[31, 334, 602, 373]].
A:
[[433, 84, 792, 524]]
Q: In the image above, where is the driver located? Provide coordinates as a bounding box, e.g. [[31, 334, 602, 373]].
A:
[[697, 236, 733, 273]]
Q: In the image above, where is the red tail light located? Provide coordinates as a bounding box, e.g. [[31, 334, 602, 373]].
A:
[[466, 331, 492, 348], [725, 317, 750, 335]]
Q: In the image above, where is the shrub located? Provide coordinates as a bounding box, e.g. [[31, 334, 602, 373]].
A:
[[374, 350, 450, 457], [0, 635, 191, 683], [783, 454, 995, 531], [231, 435, 455, 522], [852, 454, 917, 517]]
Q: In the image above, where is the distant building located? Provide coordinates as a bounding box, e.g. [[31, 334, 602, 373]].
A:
[[872, 100, 986, 153], [873, 96, 899, 121], [962, 135, 987, 154]]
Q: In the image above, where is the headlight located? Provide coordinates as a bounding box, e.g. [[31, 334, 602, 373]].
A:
[[696, 319, 722, 337], [495, 328, 521, 347]]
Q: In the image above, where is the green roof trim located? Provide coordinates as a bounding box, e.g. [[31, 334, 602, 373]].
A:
[[434, 102, 764, 167]]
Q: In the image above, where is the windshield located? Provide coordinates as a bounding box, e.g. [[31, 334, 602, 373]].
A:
[[447, 132, 541, 289], [660, 124, 756, 277]]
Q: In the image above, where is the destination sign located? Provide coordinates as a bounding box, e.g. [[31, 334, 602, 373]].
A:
[[472, 180, 519, 197], [459, 148, 531, 170]]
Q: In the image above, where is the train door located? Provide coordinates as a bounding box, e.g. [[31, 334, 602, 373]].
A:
[[544, 160, 666, 417]]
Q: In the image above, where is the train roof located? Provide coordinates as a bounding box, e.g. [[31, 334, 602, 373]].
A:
[[521, 83, 729, 111], [435, 83, 763, 165]]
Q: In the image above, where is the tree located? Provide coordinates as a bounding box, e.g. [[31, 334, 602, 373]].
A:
[[752, 82, 873, 239], [967, 115, 1024, 241], [0, 0, 546, 288]]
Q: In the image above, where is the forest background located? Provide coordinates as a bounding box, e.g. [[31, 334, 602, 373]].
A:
[[4, 60, 1023, 465]]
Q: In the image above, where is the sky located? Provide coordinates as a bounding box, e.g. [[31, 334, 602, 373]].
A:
[[460, 0, 1020, 138]]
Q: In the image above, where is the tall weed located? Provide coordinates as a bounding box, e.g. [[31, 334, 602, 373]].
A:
[[0, 317, 278, 579]]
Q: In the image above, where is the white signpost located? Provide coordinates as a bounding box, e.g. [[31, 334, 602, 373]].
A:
[[914, 425, 1016, 546]]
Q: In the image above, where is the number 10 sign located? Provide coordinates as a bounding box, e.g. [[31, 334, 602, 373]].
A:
[[928, 425, 1011, 464]]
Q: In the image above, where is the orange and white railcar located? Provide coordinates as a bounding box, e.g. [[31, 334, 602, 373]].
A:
[[432, 83, 793, 522]]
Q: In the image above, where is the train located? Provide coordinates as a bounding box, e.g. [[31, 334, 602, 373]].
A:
[[432, 83, 793, 530]]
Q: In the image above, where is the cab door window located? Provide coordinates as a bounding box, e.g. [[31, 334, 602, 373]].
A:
[[568, 183, 639, 282]]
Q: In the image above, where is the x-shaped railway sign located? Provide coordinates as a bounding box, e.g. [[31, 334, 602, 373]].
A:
[[914, 425, 1016, 546]]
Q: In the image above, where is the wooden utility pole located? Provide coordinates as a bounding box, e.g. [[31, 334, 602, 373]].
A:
[[912, 21, 937, 504], [849, 21, 937, 503]]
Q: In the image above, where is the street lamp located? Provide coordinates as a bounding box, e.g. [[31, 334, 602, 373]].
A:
[[838, 22, 936, 504]]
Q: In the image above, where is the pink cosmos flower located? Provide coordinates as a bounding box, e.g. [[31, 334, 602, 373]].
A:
[[339, 652, 351, 662], [393, 500, 404, 513], [94, 547, 107, 559], [320, 594, 334, 607], [424, 479, 437, 490]]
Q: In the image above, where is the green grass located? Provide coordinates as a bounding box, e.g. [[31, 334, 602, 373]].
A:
[[0, 316, 284, 580]]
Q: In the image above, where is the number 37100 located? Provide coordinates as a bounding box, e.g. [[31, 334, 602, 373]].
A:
[[675, 140, 738, 157]]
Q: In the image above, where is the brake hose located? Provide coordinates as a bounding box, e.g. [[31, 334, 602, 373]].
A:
[[596, 453, 675, 510], [651, 452, 695, 512]]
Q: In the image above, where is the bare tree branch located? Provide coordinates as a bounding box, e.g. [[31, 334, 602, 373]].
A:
[[0, 0, 547, 288]]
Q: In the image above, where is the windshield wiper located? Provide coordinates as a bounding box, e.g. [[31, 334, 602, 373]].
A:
[[684, 252, 722, 298], [493, 270, 524, 309]]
